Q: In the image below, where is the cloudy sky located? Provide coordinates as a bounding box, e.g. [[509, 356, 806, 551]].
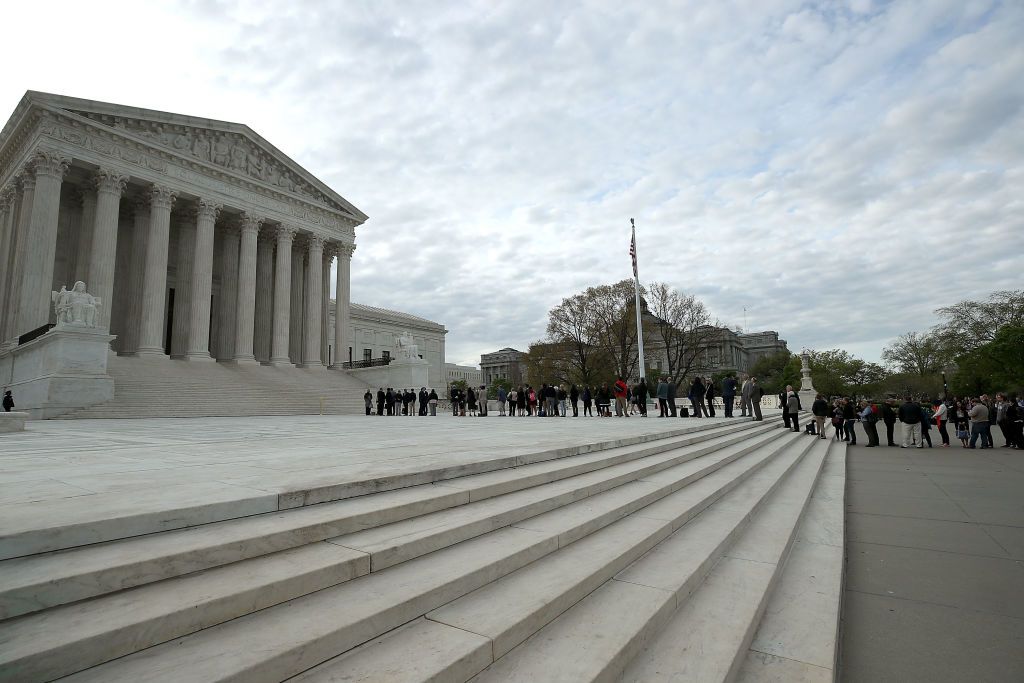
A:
[[2, 0, 1021, 366]]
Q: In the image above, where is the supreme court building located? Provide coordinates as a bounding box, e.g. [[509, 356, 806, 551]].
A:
[[0, 92, 445, 416]]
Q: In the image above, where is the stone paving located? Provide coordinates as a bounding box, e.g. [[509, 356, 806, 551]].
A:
[[1, 413, 761, 551], [839, 421, 1024, 682]]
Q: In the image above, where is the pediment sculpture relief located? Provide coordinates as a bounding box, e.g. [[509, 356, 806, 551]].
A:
[[67, 110, 332, 206]]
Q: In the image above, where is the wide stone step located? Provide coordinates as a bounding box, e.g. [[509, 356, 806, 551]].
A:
[[292, 430, 811, 682], [47, 429, 793, 682], [617, 435, 834, 682], [734, 441, 847, 683], [0, 421, 764, 616], [468, 430, 826, 682]]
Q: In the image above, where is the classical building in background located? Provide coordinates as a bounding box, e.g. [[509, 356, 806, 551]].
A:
[[328, 300, 446, 389], [445, 363, 482, 388], [0, 92, 445, 416], [480, 347, 527, 387]]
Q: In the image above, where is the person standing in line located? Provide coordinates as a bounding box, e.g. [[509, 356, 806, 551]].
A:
[[968, 398, 990, 449], [983, 394, 997, 448], [898, 395, 922, 448], [780, 385, 794, 430], [722, 374, 737, 418], [419, 388, 429, 416], [385, 388, 395, 416], [741, 376, 754, 418], [363, 389, 373, 416], [688, 377, 704, 418], [667, 376, 677, 417], [750, 377, 764, 421], [919, 402, 933, 447], [614, 377, 629, 417], [428, 388, 439, 416], [881, 398, 898, 446], [932, 399, 949, 447], [582, 386, 593, 416], [831, 400, 845, 440], [558, 385, 568, 417], [376, 387, 385, 416], [786, 389, 802, 432], [995, 393, 1012, 447], [636, 378, 649, 417], [811, 393, 827, 440], [859, 400, 880, 447], [570, 384, 579, 417], [497, 385, 507, 416], [507, 388, 517, 416], [656, 377, 669, 417], [518, 386, 527, 416], [705, 378, 716, 417], [1006, 395, 1022, 449], [842, 398, 857, 445]]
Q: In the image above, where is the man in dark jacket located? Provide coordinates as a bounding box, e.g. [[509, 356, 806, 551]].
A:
[[705, 378, 716, 417], [898, 395, 922, 448], [690, 377, 706, 417], [722, 375, 737, 417], [667, 377, 677, 417], [570, 384, 579, 417], [881, 398, 897, 446], [635, 378, 648, 417], [376, 388, 385, 416], [2, 390, 14, 412]]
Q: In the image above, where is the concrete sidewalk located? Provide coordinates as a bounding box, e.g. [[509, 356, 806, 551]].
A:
[[839, 421, 1024, 682]]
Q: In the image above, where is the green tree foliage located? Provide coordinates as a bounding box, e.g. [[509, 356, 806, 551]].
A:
[[933, 290, 1024, 354], [646, 282, 719, 392], [803, 350, 887, 398], [747, 352, 799, 394], [951, 325, 1024, 396], [487, 377, 513, 400]]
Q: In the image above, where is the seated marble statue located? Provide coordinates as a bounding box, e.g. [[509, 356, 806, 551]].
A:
[[394, 331, 419, 361], [52, 281, 101, 327]]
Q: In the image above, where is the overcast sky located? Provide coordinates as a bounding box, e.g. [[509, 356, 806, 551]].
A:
[[2, 0, 1021, 367]]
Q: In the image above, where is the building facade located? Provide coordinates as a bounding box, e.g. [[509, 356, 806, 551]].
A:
[[328, 301, 447, 388], [0, 92, 449, 414], [480, 347, 527, 387], [444, 363, 482, 388]]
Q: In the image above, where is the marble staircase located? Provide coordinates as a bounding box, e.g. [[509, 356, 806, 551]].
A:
[[55, 353, 371, 419], [0, 417, 845, 682]]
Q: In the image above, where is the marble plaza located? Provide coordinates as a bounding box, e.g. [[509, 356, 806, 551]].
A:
[[0, 410, 853, 683]]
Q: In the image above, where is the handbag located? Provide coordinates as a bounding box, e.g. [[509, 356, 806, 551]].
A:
[[831, 416, 843, 426]]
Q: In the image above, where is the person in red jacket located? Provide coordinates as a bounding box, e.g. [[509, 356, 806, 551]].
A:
[[614, 377, 629, 417]]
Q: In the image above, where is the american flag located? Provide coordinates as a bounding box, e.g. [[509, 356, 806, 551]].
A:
[[629, 222, 638, 278]]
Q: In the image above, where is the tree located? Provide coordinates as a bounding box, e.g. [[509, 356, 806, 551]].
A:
[[748, 352, 800, 394], [951, 325, 1024, 396], [646, 282, 718, 390], [933, 289, 1024, 354], [881, 331, 952, 376], [804, 349, 888, 398], [545, 290, 603, 386], [487, 377, 513, 400], [589, 280, 643, 381]]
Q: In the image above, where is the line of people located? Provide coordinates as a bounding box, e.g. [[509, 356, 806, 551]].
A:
[[364, 387, 440, 416]]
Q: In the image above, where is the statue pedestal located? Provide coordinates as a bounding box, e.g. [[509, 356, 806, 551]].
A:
[[0, 325, 116, 419], [345, 357, 431, 391]]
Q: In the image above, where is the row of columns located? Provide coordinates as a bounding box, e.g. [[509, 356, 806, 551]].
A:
[[0, 148, 356, 369]]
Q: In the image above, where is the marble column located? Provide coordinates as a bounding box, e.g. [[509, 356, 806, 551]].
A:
[[269, 225, 296, 366], [135, 185, 177, 357], [18, 151, 70, 336], [288, 240, 304, 364], [253, 230, 275, 363], [2, 174, 32, 346], [332, 243, 355, 368], [320, 244, 333, 365], [120, 199, 149, 355], [232, 213, 262, 364], [170, 218, 195, 358], [185, 199, 220, 361], [301, 234, 325, 367], [0, 185, 16, 342], [217, 225, 239, 360], [74, 188, 97, 284], [87, 168, 129, 330]]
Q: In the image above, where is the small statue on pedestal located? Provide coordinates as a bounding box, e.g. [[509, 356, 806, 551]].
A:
[[52, 281, 102, 328], [394, 331, 419, 361]]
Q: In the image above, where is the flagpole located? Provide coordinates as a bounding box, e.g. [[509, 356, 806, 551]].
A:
[[630, 218, 646, 381]]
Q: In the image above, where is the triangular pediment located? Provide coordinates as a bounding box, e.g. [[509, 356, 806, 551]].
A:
[[21, 92, 366, 222]]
